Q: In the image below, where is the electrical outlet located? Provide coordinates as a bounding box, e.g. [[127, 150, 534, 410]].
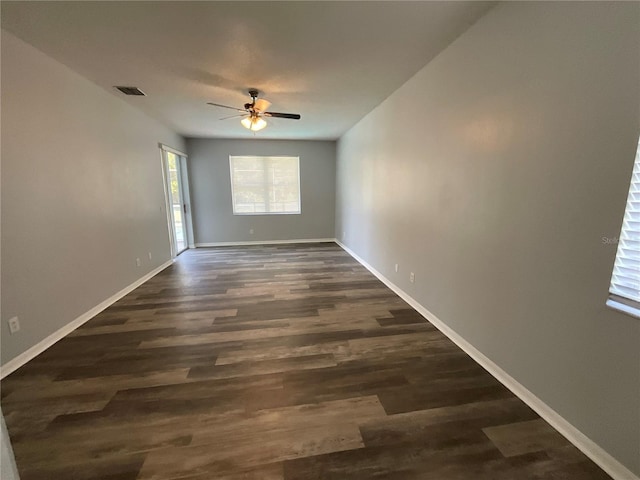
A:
[[395, 264, 399, 273], [136, 258, 142, 267], [249, 229, 254, 235], [410, 272, 415, 283], [8, 317, 20, 334], [148, 252, 152, 260]]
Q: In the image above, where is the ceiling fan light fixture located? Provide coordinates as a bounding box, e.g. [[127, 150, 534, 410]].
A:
[[208, 90, 299, 132], [241, 116, 267, 131]]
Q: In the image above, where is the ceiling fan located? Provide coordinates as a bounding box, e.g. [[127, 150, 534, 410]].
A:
[[207, 89, 301, 132]]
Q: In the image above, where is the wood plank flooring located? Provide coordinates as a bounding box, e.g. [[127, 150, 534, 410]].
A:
[[1, 243, 611, 479]]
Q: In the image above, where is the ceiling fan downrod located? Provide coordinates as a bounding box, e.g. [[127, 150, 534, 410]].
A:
[[246, 89, 259, 110]]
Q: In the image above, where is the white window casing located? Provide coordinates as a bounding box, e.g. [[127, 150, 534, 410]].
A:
[[608, 137, 640, 318], [229, 156, 301, 215]]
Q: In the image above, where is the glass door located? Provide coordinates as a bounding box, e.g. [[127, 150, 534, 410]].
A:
[[164, 150, 187, 256]]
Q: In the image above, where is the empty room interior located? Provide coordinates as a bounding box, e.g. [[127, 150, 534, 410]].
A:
[[1, 1, 639, 479]]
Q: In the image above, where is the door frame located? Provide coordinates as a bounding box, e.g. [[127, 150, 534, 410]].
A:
[[159, 143, 191, 258]]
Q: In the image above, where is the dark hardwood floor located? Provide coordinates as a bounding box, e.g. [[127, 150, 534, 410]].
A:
[[1, 243, 611, 479]]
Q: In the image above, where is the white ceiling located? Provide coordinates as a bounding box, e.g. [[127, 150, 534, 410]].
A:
[[1, 1, 494, 140]]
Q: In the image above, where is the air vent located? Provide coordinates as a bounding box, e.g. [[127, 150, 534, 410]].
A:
[[115, 86, 146, 96]]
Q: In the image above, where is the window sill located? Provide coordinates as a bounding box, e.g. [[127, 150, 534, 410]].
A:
[[606, 298, 640, 319], [232, 212, 301, 216]]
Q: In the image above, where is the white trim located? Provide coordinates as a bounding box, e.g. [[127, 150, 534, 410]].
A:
[[231, 212, 302, 216], [606, 297, 640, 320], [0, 260, 173, 379], [158, 143, 187, 157], [196, 238, 336, 248], [179, 155, 196, 249], [229, 155, 301, 215], [335, 239, 639, 480]]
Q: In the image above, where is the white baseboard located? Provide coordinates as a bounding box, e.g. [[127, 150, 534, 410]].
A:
[[336, 239, 639, 480], [0, 260, 174, 379], [195, 238, 337, 247]]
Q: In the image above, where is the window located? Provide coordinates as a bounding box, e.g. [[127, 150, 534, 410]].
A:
[[229, 155, 301, 214], [608, 137, 640, 318]]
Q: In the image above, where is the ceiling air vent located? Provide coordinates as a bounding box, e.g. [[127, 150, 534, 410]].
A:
[[115, 86, 146, 96]]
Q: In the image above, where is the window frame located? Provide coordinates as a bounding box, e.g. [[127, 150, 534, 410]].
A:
[[607, 136, 640, 319], [229, 155, 302, 216]]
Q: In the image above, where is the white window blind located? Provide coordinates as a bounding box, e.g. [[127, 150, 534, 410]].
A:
[[229, 156, 301, 215], [609, 137, 640, 313]]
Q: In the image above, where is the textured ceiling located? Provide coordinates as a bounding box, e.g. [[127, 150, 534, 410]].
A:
[[1, 1, 494, 140]]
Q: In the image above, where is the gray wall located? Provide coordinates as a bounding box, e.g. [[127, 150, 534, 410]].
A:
[[187, 138, 336, 244], [1, 31, 185, 366], [336, 2, 640, 475]]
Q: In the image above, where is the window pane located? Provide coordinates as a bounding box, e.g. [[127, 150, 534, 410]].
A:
[[230, 156, 300, 214], [610, 137, 640, 308], [166, 152, 186, 251]]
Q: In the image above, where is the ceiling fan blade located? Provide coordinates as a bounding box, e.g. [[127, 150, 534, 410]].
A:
[[207, 102, 247, 112], [263, 112, 301, 120], [254, 99, 272, 112], [219, 113, 248, 120]]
